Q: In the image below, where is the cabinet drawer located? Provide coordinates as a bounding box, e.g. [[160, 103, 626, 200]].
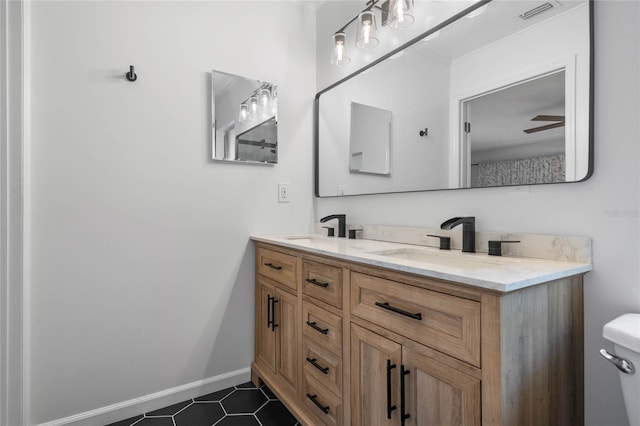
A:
[[303, 374, 343, 426], [303, 301, 343, 357], [257, 247, 297, 291], [302, 259, 343, 309], [303, 337, 342, 397], [350, 272, 481, 367]]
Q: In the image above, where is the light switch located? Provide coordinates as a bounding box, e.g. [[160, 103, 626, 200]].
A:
[[278, 182, 290, 203]]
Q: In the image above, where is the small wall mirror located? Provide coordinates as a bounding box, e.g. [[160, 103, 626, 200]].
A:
[[315, 0, 592, 196], [349, 102, 391, 175], [211, 69, 278, 164]]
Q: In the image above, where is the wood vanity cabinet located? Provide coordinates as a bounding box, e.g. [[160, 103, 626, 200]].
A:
[[254, 247, 299, 398], [251, 242, 584, 426], [350, 270, 482, 426], [350, 323, 481, 426]]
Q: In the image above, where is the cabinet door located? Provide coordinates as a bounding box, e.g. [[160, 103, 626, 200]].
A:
[[403, 346, 480, 426], [256, 278, 276, 372], [275, 287, 298, 393], [351, 324, 402, 426]]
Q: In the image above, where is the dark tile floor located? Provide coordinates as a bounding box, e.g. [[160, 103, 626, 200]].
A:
[[106, 382, 299, 426]]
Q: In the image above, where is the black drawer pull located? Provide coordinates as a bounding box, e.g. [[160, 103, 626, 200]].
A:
[[267, 295, 273, 329], [306, 357, 330, 374], [306, 321, 329, 335], [307, 394, 330, 414], [306, 278, 329, 288], [386, 359, 397, 419], [400, 365, 411, 425], [264, 262, 282, 270], [375, 302, 422, 321], [271, 299, 279, 331]]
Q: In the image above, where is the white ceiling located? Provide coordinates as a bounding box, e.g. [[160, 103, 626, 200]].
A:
[[411, 0, 586, 60], [404, 0, 586, 152], [467, 70, 566, 152]]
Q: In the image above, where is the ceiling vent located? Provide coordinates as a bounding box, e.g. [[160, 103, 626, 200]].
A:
[[519, 2, 555, 20]]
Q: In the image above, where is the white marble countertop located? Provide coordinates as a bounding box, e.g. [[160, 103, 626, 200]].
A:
[[251, 234, 593, 293]]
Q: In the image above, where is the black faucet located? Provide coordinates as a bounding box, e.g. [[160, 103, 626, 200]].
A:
[[441, 217, 476, 253], [320, 214, 346, 238]]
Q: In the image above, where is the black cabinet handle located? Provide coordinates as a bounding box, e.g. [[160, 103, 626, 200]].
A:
[[386, 359, 397, 419], [271, 298, 279, 331], [306, 321, 329, 335], [307, 394, 330, 414], [375, 302, 422, 321], [400, 365, 411, 425], [267, 295, 273, 329], [306, 357, 330, 374], [306, 278, 329, 288], [264, 262, 282, 270]]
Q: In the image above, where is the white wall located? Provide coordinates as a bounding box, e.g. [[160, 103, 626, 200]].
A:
[[16, 1, 640, 425], [318, 50, 450, 195], [27, 1, 315, 424], [316, 2, 640, 425]]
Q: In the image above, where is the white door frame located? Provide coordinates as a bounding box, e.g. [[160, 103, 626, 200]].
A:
[[449, 56, 578, 187], [1, 0, 28, 424]]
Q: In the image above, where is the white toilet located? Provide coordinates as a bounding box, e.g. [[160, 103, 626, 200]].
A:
[[602, 313, 640, 426]]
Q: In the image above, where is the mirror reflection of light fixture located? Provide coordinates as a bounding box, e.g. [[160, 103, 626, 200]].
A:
[[270, 86, 278, 115], [238, 103, 249, 122], [237, 83, 278, 123], [356, 10, 379, 50], [331, 32, 351, 66], [259, 88, 271, 108], [387, 0, 415, 30], [249, 96, 259, 116]]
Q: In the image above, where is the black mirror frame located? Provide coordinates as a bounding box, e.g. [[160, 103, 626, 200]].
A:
[[314, 0, 594, 198]]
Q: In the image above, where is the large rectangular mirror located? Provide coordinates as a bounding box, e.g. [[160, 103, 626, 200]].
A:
[[315, 0, 593, 196], [212, 69, 278, 164]]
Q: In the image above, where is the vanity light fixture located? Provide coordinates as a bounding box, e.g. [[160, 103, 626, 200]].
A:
[[386, 0, 415, 29], [330, 0, 415, 67], [356, 10, 379, 50], [331, 32, 351, 66]]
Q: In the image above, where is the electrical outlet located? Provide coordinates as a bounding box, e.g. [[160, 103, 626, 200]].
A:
[[278, 182, 290, 203], [337, 185, 346, 196]]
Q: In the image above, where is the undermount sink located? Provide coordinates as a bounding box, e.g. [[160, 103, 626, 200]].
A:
[[283, 235, 332, 244], [366, 248, 517, 269]]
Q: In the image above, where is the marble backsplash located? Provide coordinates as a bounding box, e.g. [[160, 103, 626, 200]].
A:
[[314, 223, 592, 264]]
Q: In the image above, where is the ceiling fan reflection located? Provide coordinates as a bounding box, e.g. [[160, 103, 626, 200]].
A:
[[523, 114, 565, 134]]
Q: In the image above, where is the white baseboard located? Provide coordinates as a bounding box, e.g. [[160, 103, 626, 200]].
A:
[[36, 367, 252, 426]]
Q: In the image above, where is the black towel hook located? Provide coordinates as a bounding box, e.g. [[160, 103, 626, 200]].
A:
[[126, 65, 137, 82]]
